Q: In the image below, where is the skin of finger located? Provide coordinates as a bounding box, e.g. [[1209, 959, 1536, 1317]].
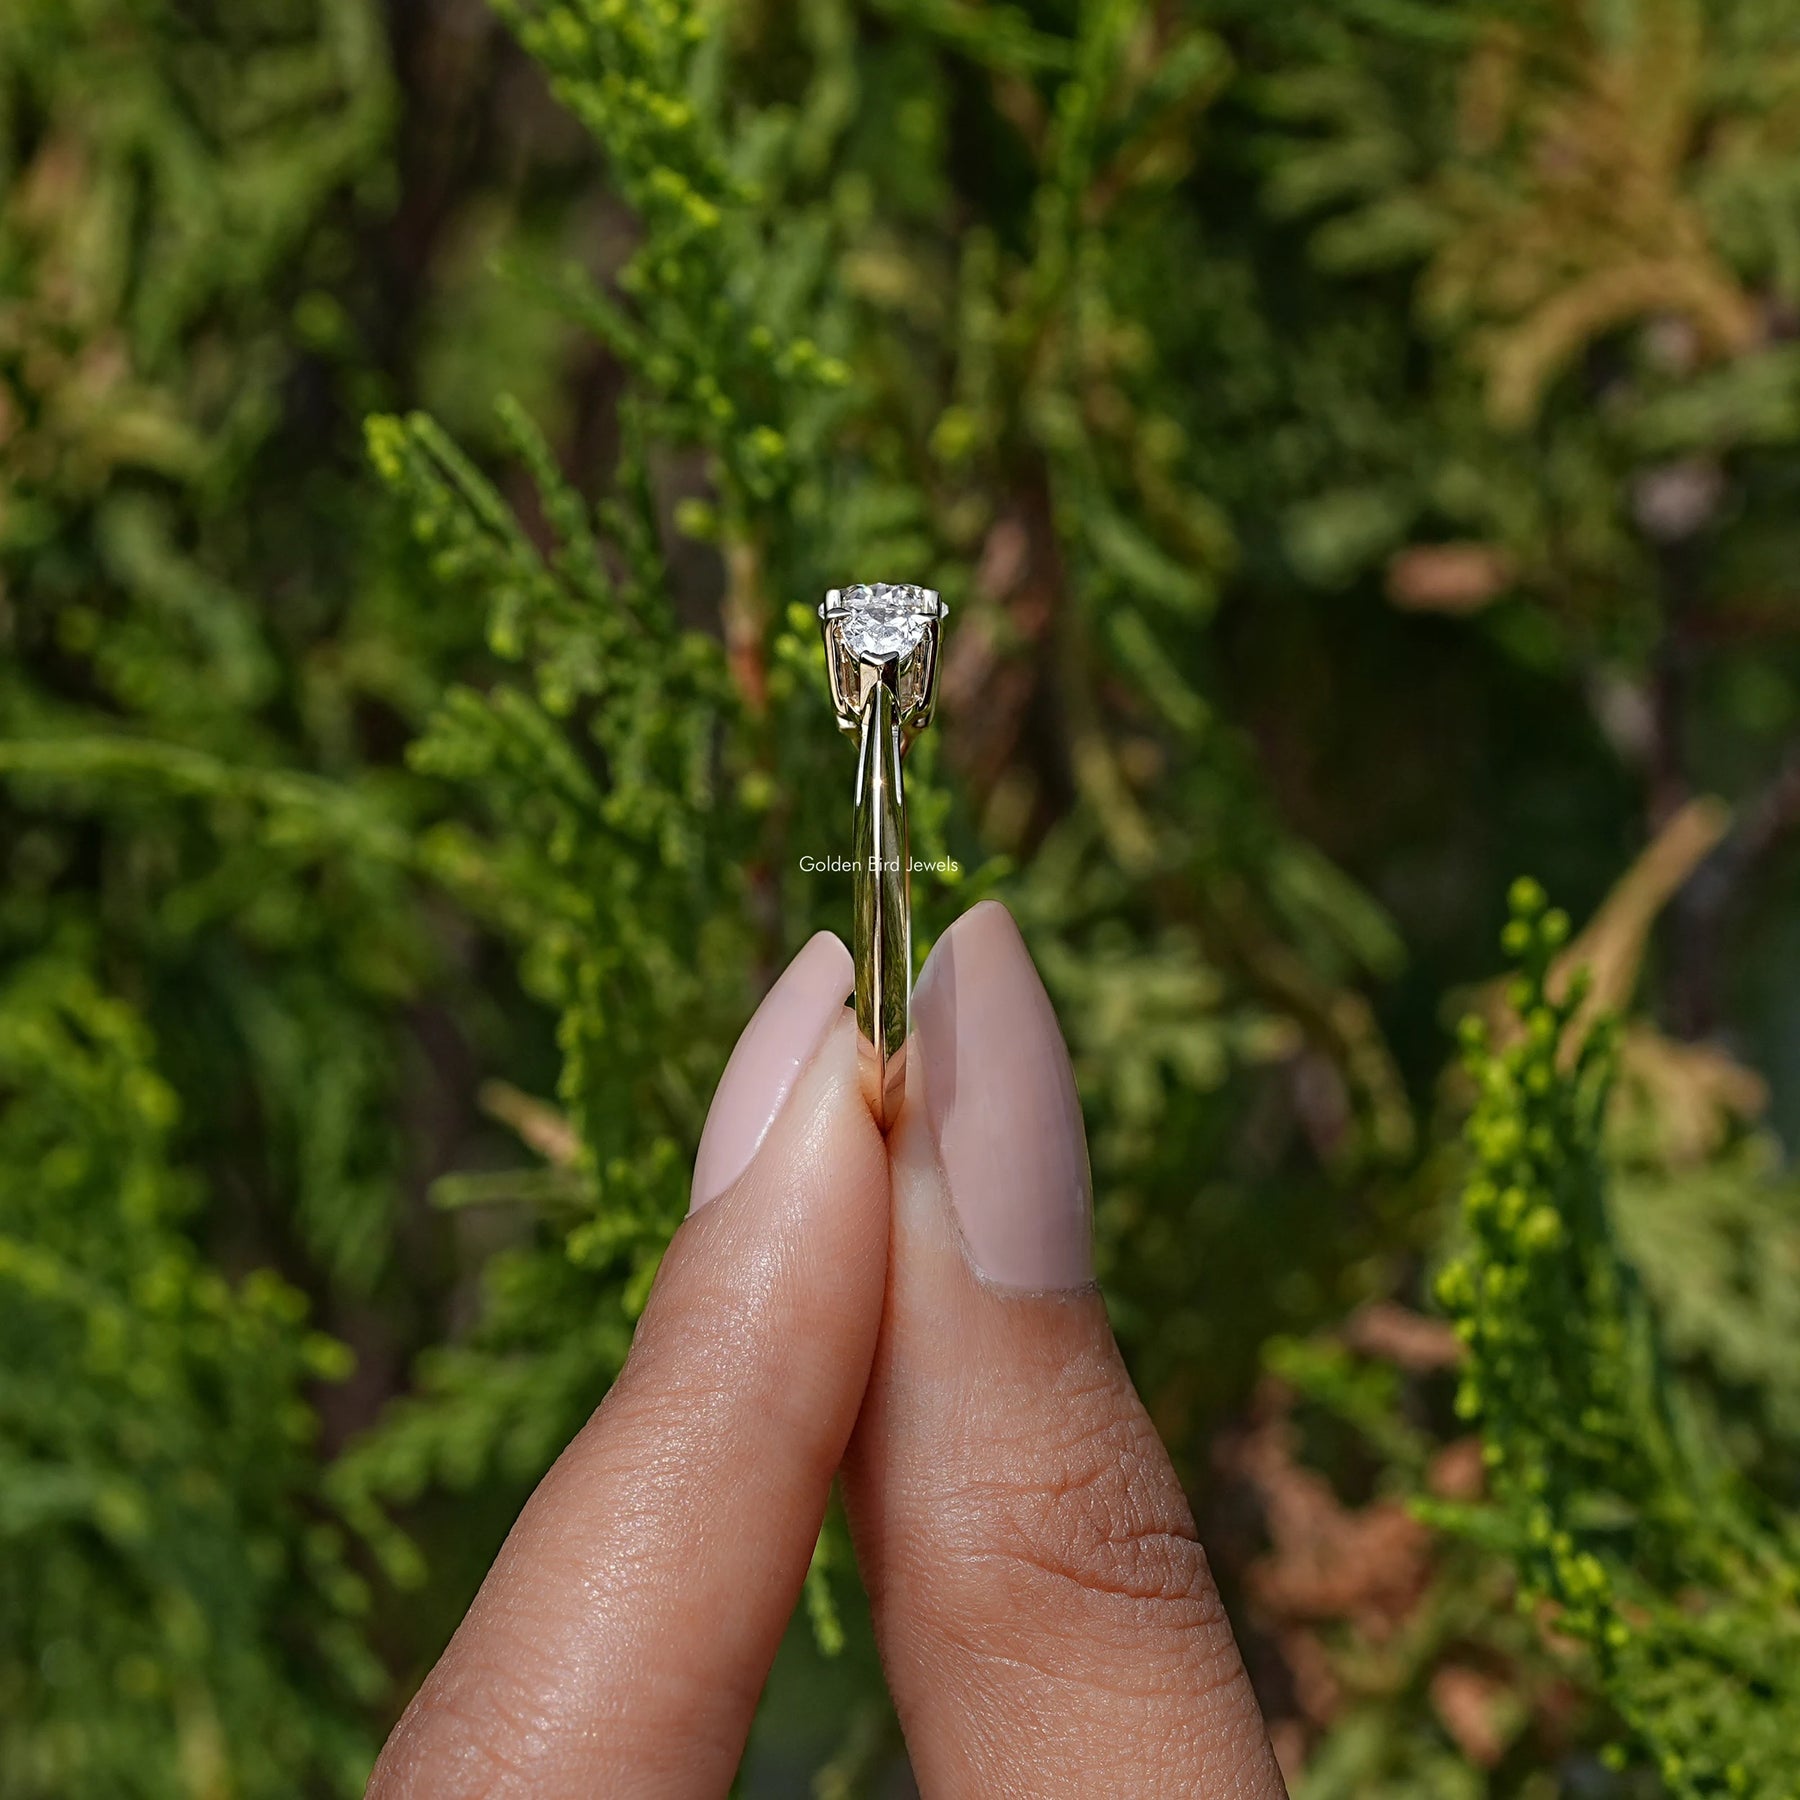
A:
[[842, 1098, 1288, 1800], [368, 1011, 886, 1800]]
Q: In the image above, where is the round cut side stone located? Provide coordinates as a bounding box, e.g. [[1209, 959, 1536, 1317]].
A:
[[839, 583, 934, 663]]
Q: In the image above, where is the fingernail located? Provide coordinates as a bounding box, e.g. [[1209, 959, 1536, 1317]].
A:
[[690, 932, 854, 1212], [911, 901, 1093, 1289]]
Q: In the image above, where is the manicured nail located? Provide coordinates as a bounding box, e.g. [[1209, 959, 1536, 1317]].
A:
[[911, 901, 1093, 1289], [690, 932, 854, 1212]]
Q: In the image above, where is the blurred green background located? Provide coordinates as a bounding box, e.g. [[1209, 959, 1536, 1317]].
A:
[[4, 0, 1800, 1793]]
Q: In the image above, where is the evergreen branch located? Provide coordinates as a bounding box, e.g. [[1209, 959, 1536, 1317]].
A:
[[1432, 879, 1800, 1795]]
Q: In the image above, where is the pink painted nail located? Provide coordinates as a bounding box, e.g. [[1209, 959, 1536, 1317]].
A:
[[690, 932, 854, 1212], [911, 901, 1094, 1289]]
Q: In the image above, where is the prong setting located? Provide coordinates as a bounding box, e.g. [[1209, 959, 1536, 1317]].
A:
[[818, 582, 947, 747]]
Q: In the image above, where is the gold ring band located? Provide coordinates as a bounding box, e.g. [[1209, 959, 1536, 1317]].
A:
[[853, 667, 908, 1126]]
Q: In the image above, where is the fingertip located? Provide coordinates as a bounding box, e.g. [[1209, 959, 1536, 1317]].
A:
[[915, 896, 1014, 988], [690, 930, 855, 1212], [909, 899, 1093, 1291], [803, 926, 856, 987]]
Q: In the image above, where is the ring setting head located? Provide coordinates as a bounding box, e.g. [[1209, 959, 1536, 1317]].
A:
[[830, 582, 940, 662], [819, 582, 947, 740]]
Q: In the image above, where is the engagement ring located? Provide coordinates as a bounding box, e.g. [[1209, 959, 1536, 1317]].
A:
[[818, 582, 948, 1128]]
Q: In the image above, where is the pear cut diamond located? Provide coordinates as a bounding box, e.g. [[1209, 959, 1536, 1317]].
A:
[[839, 582, 936, 664]]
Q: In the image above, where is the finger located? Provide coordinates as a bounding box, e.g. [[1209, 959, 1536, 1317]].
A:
[[842, 902, 1286, 1799], [371, 933, 885, 1800]]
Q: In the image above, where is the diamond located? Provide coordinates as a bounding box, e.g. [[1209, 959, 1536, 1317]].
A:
[[838, 583, 936, 664]]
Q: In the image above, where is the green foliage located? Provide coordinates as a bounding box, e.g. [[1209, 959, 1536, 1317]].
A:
[[1432, 884, 1800, 1796], [338, 393, 737, 1501], [0, 0, 422, 1298], [493, 0, 853, 510], [1, 3, 443, 1786], [1616, 1161, 1800, 1480], [0, 0, 390, 688], [0, 955, 378, 1797]]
